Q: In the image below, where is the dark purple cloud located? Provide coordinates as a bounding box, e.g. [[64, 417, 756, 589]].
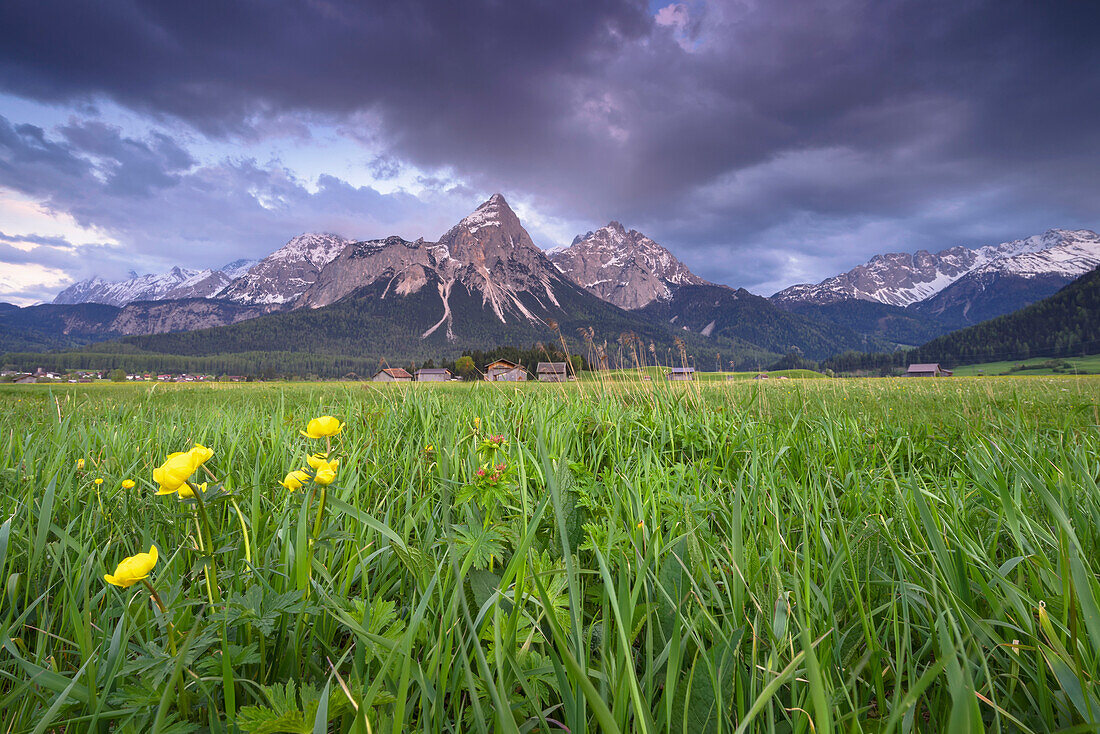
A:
[[0, 0, 1098, 296]]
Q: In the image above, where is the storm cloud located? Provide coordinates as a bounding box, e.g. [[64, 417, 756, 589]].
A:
[[0, 0, 1098, 300]]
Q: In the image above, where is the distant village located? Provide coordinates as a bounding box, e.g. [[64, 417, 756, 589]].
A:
[[1, 367, 247, 384], [2, 360, 957, 385]]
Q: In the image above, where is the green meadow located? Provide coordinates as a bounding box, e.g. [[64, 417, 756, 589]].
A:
[[949, 354, 1100, 377], [1, 376, 1098, 732]]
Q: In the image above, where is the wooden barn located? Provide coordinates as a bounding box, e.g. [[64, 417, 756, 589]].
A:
[[485, 360, 527, 382], [416, 368, 452, 382], [536, 362, 569, 382], [372, 367, 413, 382], [666, 367, 695, 381], [906, 363, 952, 377]]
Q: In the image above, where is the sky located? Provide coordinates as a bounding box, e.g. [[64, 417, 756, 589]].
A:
[[1, 0, 1098, 305]]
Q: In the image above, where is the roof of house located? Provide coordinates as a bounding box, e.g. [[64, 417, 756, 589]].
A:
[[906, 363, 943, 372], [377, 367, 412, 378], [416, 368, 451, 375], [485, 359, 520, 370], [537, 361, 567, 372], [668, 367, 696, 374]]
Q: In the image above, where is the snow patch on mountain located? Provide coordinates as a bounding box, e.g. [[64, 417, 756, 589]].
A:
[[53, 266, 234, 307], [772, 229, 1100, 307], [217, 233, 352, 305]]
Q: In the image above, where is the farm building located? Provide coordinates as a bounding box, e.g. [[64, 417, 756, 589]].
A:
[[666, 367, 695, 381], [536, 362, 569, 382], [485, 360, 527, 382], [372, 367, 413, 382], [416, 368, 452, 382], [906, 363, 952, 377]]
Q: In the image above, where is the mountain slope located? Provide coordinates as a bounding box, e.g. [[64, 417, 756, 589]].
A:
[[776, 299, 954, 347], [217, 233, 352, 305], [910, 231, 1100, 324], [638, 284, 892, 361], [548, 222, 708, 309], [0, 299, 275, 353], [773, 229, 1100, 309]]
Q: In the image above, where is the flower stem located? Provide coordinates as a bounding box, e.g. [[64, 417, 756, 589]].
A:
[[312, 485, 327, 541], [141, 579, 177, 654], [229, 496, 252, 566], [141, 578, 189, 717], [187, 481, 221, 605]]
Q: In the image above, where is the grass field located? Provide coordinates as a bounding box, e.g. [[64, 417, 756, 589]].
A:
[[950, 354, 1100, 376], [578, 367, 825, 382], [1, 376, 1099, 732]]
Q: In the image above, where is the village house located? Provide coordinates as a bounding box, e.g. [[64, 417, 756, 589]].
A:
[[416, 368, 452, 382], [536, 362, 569, 382], [372, 367, 413, 382], [485, 360, 527, 382], [906, 363, 953, 377], [666, 367, 695, 381]]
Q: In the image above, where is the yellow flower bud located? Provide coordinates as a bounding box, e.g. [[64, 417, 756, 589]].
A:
[[121, 479, 135, 489], [76, 458, 85, 469], [104, 545, 158, 588]]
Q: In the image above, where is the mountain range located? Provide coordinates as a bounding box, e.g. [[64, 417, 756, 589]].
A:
[[3, 195, 1098, 372]]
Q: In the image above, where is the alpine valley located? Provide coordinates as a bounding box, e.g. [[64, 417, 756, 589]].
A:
[[2, 193, 1098, 374]]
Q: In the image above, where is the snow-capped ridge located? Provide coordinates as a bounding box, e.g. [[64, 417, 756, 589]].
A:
[[773, 228, 1100, 307]]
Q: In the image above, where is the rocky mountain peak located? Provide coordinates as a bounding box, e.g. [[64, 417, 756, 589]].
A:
[[294, 195, 567, 338], [217, 232, 352, 305], [548, 222, 708, 310]]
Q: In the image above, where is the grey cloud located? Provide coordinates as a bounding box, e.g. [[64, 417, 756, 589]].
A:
[[0, 115, 483, 297], [0, 0, 1099, 293]]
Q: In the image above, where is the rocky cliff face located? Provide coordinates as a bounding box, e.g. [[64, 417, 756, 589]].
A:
[[548, 222, 708, 309], [772, 229, 1100, 308], [217, 233, 351, 305], [105, 299, 280, 335]]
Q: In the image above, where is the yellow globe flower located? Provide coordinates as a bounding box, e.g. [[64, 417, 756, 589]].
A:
[[314, 468, 337, 486], [300, 416, 343, 439], [153, 444, 213, 495], [121, 479, 135, 489], [94, 478, 104, 485], [154, 451, 198, 495], [104, 545, 158, 588], [280, 469, 311, 492], [76, 458, 85, 469]]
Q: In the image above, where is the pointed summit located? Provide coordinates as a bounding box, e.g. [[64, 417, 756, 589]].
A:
[[548, 222, 708, 309], [457, 193, 522, 236]]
